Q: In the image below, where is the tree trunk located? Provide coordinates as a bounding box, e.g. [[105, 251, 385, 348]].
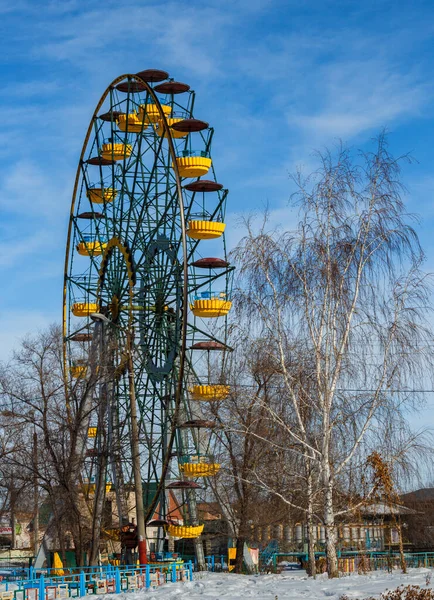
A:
[[58, 525, 67, 565], [396, 520, 407, 574], [88, 462, 107, 565], [127, 341, 147, 566], [10, 489, 16, 550], [324, 474, 338, 577], [11, 513, 16, 550], [306, 466, 316, 578], [307, 524, 316, 578], [235, 535, 244, 574], [235, 494, 252, 574], [68, 499, 85, 566], [186, 489, 205, 570], [89, 367, 109, 566], [33, 431, 39, 555]]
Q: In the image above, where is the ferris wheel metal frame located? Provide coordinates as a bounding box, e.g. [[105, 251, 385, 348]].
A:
[[62, 69, 234, 567]]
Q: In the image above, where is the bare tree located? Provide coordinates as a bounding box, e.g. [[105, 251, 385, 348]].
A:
[[232, 134, 433, 576], [207, 335, 282, 573], [0, 325, 102, 565]]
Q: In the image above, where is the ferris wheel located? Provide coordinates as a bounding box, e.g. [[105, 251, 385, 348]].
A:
[[63, 69, 233, 565]]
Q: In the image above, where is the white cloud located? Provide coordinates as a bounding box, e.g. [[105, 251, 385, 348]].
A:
[[32, 2, 231, 79], [286, 60, 431, 142]]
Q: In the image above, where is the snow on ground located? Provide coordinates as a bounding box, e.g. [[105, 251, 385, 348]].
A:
[[116, 568, 433, 600]]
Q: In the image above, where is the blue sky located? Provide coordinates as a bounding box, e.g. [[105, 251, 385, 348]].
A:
[[1, 0, 434, 443]]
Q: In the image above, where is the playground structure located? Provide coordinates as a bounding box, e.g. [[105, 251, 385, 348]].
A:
[[62, 68, 234, 568]]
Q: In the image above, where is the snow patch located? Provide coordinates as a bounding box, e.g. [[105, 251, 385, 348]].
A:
[[88, 568, 434, 600]]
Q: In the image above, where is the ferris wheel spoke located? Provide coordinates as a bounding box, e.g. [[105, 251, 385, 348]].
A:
[[129, 157, 168, 250]]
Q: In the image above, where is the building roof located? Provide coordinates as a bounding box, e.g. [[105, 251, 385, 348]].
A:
[[362, 502, 416, 516], [152, 491, 183, 523], [401, 488, 434, 502]]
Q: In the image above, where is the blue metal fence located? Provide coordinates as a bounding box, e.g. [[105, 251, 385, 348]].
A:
[[0, 562, 193, 598]]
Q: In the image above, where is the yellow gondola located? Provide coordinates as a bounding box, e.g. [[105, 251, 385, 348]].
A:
[[186, 220, 226, 240], [88, 427, 97, 438], [82, 479, 111, 494], [155, 118, 188, 139], [174, 156, 212, 178], [86, 188, 117, 204], [139, 103, 171, 123], [70, 365, 87, 379], [179, 461, 220, 478], [71, 302, 99, 317], [191, 298, 232, 318], [117, 112, 147, 133], [166, 524, 204, 539], [100, 143, 132, 161], [190, 384, 230, 401], [76, 240, 107, 256]]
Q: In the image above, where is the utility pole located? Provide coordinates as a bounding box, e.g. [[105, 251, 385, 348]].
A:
[[89, 320, 109, 566], [10, 487, 16, 550], [33, 429, 39, 555], [127, 331, 147, 565], [179, 409, 205, 570], [188, 489, 206, 570]]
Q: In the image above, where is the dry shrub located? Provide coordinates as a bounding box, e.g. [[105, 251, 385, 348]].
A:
[[340, 585, 434, 600], [316, 556, 328, 574], [358, 555, 370, 575], [380, 587, 434, 600]]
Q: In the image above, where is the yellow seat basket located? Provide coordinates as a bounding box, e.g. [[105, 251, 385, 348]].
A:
[[86, 188, 117, 204], [70, 365, 87, 379], [166, 524, 204, 539], [71, 302, 99, 317], [100, 143, 132, 161], [179, 462, 221, 478], [117, 112, 147, 133], [174, 156, 212, 178], [155, 118, 188, 139], [191, 298, 232, 318], [76, 241, 107, 256], [88, 427, 97, 438], [190, 384, 230, 401], [187, 220, 226, 240], [139, 103, 171, 123]]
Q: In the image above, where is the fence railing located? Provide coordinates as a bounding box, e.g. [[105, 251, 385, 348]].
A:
[[0, 562, 193, 598], [269, 551, 434, 573], [337, 553, 434, 573]]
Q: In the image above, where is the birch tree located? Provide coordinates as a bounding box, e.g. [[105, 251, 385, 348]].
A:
[[232, 134, 433, 576]]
